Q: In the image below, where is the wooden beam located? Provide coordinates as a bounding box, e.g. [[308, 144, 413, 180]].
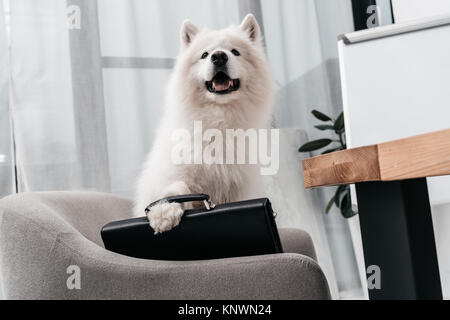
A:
[[303, 128, 450, 188]]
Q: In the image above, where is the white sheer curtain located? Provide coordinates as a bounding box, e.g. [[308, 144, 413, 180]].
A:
[[0, 0, 13, 199], [1, 0, 363, 299]]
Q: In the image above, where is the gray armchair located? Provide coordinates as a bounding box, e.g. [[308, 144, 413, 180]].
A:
[[0, 191, 330, 300]]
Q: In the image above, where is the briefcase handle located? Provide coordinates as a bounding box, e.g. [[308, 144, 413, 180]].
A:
[[145, 194, 216, 213]]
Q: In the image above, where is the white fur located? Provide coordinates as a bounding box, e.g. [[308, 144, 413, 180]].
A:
[[134, 14, 274, 233]]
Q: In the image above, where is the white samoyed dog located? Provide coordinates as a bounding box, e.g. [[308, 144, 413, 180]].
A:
[[134, 14, 274, 233]]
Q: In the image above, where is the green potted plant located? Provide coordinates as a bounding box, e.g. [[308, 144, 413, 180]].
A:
[[299, 110, 356, 218]]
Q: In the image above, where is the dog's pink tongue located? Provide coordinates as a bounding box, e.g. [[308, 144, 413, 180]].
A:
[[213, 80, 232, 91]]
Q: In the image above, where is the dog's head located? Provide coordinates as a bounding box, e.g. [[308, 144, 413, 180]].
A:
[[174, 14, 271, 107]]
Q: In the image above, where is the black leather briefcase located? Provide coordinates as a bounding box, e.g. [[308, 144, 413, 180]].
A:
[[101, 194, 283, 261]]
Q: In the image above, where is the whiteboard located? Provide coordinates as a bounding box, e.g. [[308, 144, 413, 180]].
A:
[[338, 15, 450, 206]]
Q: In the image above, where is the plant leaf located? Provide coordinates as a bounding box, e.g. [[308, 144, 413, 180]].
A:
[[334, 112, 345, 132], [299, 139, 332, 152], [340, 191, 349, 208], [334, 185, 347, 207], [342, 207, 357, 219], [340, 192, 357, 218], [314, 125, 335, 131], [312, 110, 332, 122], [321, 147, 341, 155], [326, 195, 335, 214]]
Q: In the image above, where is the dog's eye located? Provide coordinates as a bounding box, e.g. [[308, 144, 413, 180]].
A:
[[231, 49, 240, 56], [201, 52, 209, 59]]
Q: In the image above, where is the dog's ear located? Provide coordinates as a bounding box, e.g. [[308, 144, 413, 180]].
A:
[[180, 20, 199, 48], [240, 14, 261, 42]]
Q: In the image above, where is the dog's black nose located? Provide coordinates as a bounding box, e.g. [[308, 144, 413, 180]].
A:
[[211, 51, 228, 66]]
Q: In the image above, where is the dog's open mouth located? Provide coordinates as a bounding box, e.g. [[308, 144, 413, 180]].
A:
[[205, 72, 240, 95]]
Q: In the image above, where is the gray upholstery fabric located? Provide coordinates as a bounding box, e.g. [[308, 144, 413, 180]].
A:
[[0, 192, 331, 300]]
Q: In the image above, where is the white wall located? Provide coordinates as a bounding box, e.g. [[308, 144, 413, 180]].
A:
[[376, 0, 394, 25], [392, 0, 450, 22]]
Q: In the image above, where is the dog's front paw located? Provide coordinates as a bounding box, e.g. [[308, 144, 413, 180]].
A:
[[146, 202, 184, 234]]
